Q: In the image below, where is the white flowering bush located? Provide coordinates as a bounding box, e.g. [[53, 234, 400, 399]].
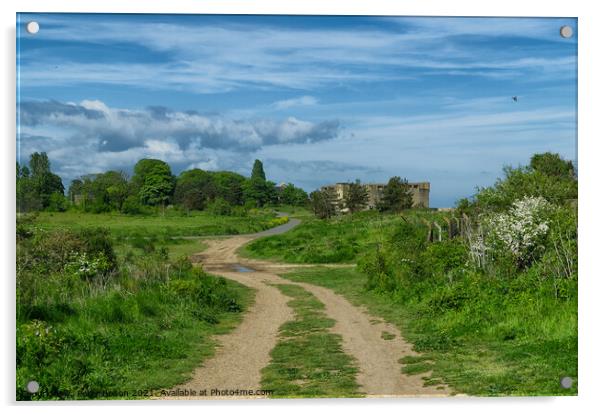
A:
[[66, 252, 111, 280], [483, 196, 552, 268]]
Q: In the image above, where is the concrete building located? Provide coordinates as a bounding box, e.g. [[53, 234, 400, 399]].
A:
[[321, 181, 430, 211]]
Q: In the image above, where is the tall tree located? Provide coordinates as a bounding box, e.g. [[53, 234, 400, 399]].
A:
[[344, 180, 369, 213], [131, 159, 175, 209], [210, 171, 246, 205], [174, 169, 216, 211], [280, 183, 309, 206], [29, 152, 51, 177], [379, 176, 414, 212], [16, 162, 41, 212], [243, 178, 277, 207], [17, 152, 64, 211], [251, 159, 266, 181], [310, 188, 336, 219], [244, 159, 276, 207]]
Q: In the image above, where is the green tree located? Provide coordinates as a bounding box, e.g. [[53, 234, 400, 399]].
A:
[[310, 188, 336, 219], [47, 192, 68, 212], [17, 152, 64, 211], [174, 169, 216, 211], [132, 159, 175, 210], [344, 180, 369, 213], [68, 179, 84, 204], [280, 183, 309, 206], [29, 152, 51, 177], [530, 152, 575, 179], [210, 171, 246, 205], [16, 163, 41, 212], [379, 176, 413, 212], [251, 159, 266, 181], [243, 178, 277, 207], [243, 159, 276, 207]]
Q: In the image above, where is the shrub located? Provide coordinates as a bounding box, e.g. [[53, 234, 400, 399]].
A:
[[207, 197, 232, 216], [121, 195, 144, 215], [482, 196, 553, 269]]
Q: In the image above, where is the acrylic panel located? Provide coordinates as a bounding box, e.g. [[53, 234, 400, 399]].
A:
[[16, 14, 578, 400]]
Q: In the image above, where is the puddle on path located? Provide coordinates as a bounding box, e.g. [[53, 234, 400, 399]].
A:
[[232, 264, 255, 273]]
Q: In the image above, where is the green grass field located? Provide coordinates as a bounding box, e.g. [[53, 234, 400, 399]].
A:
[[35, 210, 281, 263], [279, 267, 577, 396], [261, 284, 361, 398], [35, 210, 279, 238]]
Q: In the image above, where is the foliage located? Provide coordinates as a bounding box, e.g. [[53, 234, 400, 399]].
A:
[[131, 159, 175, 207], [17, 152, 64, 212], [309, 188, 336, 219], [482, 196, 553, 269], [69, 171, 129, 213], [344, 180, 369, 213], [530, 152, 575, 179], [209, 171, 246, 206], [206, 197, 232, 216], [251, 159, 266, 181], [279, 183, 309, 206], [16, 220, 251, 400], [473, 152, 577, 212], [378, 176, 413, 212], [173, 169, 215, 211]]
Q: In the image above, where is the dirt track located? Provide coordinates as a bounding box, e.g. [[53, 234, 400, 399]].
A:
[[161, 221, 449, 399]]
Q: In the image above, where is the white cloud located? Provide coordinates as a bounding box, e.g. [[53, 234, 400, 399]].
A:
[[272, 96, 318, 110], [20, 16, 577, 93]]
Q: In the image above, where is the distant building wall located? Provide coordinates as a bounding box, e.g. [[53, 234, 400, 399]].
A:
[[321, 181, 430, 211]]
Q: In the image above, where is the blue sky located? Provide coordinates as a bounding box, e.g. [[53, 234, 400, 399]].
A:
[[16, 14, 577, 207]]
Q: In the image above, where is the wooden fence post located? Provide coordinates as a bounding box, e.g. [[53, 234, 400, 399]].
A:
[[433, 221, 442, 242]]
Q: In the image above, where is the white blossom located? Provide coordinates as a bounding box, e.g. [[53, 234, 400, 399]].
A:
[[483, 196, 552, 265]]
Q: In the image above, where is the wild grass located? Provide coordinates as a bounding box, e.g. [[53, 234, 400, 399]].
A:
[[242, 210, 448, 264], [279, 267, 577, 396], [16, 222, 254, 400], [35, 209, 279, 238], [261, 284, 361, 398]]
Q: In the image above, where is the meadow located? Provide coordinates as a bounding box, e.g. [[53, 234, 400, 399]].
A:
[[16, 211, 264, 400], [240, 209, 450, 264]]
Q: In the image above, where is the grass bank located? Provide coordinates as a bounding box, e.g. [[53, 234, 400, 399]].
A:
[[279, 267, 577, 396], [261, 284, 361, 398], [241, 210, 447, 264], [16, 221, 254, 400]]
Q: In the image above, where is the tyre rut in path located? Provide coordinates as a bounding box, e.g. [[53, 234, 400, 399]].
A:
[[162, 222, 450, 398]]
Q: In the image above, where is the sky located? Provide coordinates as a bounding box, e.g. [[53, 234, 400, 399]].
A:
[[16, 14, 577, 207]]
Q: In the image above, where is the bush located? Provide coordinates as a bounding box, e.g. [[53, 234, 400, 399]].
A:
[[46, 192, 68, 212], [121, 195, 144, 215], [207, 197, 232, 216], [482, 196, 553, 269]]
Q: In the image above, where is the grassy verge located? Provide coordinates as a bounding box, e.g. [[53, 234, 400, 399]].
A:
[[261, 284, 361, 398], [17, 274, 254, 400], [279, 267, 577, 396], [16, 221, 255, 400], [241, 210, 451, 264]]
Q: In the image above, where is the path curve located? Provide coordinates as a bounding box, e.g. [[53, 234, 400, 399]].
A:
[[162, 215, 449, 398]]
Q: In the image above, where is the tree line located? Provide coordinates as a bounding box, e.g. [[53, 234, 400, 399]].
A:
[[16, 153, 308, 214]]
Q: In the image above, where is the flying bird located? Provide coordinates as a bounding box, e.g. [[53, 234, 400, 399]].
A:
[[512, 96, 518, 102]]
